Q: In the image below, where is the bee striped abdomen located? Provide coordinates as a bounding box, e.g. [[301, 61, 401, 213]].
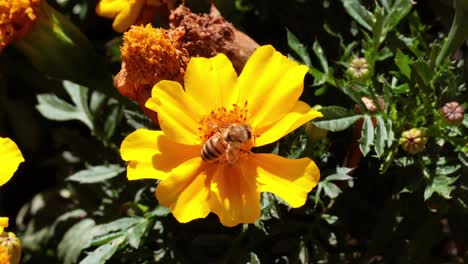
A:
[[201, 135, 227, 161]]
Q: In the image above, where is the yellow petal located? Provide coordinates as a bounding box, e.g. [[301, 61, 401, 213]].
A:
[[255, 101, 322, 146], [237, 45, 309, 128], [250, 154, 320, 208], [0, 217, 8, 234], [96, 0, 131, 18], [155, 158, 211, 223], [146, 81, 206, 145], [121, 129, 199, 181], [112, 0, 145, 33], [209, 163, 260, 227], [0, 137, 24, 186], [185, 54, 238, 112]]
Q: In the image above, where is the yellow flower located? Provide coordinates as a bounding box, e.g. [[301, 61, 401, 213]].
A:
[[120, 45, 322, 227], [96, 0, 176, 33], [0, 138, 24, 187], [0, 0, 40, 52], [0, 218, 7, 235], [0, 245, 10, 264]]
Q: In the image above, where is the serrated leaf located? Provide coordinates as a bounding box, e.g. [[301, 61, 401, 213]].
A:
[[92, 217, 143, 239], [340, 0, 375, 31], [424, 176, 459, 200], [67, 164, 125, 184], [313, 115, 362, 132], [287, 29, 312, 67], [326, 167, 354, 181], [395, 49, 412, 78], [124, 110, 153, 129], [359, 116, 375, 156], [80, 236, 126, 264], [374, 116, 387, 157], [317, 106, 355, 120], [126, 220, 150, 249], [146, 205, 171, 218], [58, 219, 96, 264]]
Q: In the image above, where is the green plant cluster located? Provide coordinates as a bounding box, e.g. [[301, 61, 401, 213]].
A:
[[0, 0, 467, 263]]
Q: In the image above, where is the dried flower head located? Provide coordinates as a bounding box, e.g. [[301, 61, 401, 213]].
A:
[[355, 96, 385, 113], [347, 57, 370, 80], [399, 128, 428, 154], [440, 101, 464, 126], [0, 0, 40, 52], [0, 217, 21, 264]]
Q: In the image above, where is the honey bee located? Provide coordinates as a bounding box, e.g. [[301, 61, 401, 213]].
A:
[[201, 123, 252, 164]]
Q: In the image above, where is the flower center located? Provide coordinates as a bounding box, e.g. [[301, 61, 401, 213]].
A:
[[198, 101, 255, 164]]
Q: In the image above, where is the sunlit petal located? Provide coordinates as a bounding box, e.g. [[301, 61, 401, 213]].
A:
[[112, 0, 145, 32], [146, 81, 205, 145], [209, 163, 260, 227], [96, 0, 129, 17], [250, 154, 320, 208], [0, 137, 24, 186], [255, 101, 322, 146], [156, 158, 211, 223], [185, 54, 238, 111], [237, 45, 309, 128], [121, 129, 199, 180]]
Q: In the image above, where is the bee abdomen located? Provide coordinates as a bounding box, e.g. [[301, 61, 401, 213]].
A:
[[201, 136, 227, 161]]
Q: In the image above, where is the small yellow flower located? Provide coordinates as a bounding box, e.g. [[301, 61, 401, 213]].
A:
[[0, 218, 7, 235], [0, 245, 10, 264], [96, 0, 177, 33], [0, 138, 24, 187], [0, 0, 40, 52], [120, 45, 322, 226]]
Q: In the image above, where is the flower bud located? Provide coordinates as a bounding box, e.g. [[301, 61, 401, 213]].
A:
[[347, 57, 370, 80], [0, 232, 21, 264], [354, 96, 385, 113], [440, 101, 464, 126], [399, 128, 428, 154]]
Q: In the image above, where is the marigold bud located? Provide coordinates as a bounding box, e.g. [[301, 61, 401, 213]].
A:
[[0, 232, 21, 264], [0, 0, 40, 52], [440, 101, 464, 126], [347, 57, 370, 80], [399, 128, 428, 154]]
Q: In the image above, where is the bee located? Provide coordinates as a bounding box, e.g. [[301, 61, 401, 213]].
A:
[[201, 123, 252, 164]]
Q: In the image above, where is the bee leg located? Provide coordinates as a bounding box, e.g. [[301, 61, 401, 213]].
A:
[[226, 145, 239, 165]]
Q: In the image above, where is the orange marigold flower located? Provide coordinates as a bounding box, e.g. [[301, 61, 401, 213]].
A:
[[0, 245, 10, 264], [0, 137, 24, 187], [0, 218, 21, 264], [96, 0, 177, 33], [0, 0, 40, 52], [115, 24, 188, 122], [120, 45, 322, 227]]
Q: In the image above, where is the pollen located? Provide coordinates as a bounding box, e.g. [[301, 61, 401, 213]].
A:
[[0, 0, 40, 53]]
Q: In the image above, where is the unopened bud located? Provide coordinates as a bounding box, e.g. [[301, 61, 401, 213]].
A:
[[0, 232, 21, 264], [347, 57, 370, 80], [355, 96, 385, 113], [440, 101, 464, 126], [399, 128, 428, 154]]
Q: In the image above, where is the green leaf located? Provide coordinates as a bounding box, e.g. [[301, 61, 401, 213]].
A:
[[340, 0, 375, 31], [58, 219, 96, 264], [317, 106, 355, 120], [287, 29, 312, 67], [126, 220, 150, 249], [312, 41, 329, 75], [412, 60, 432, 85], [67, 164, 125, 184], [395, 49, 412, 78], [36, 81, 93, 129], [79, 236, 126, 264], [359, 116, 375, 156], [424, 176, 459, 200], [146, 205, 171, 218], [248, 252, 261, 264], [386, 119, 395, 147], [313, 115, 363, 132], [322, 182, 342, 199], [124, 109, 153, 130], [92, 217, 143, 239], [374, 116, 387, 157], [326, 167, 354, 181]]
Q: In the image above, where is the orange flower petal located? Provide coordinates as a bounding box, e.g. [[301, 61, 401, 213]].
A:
[[237, 45, 309, 128], [255, 101, 322, 146], [121, 129, 199, 180], [156, 158, 211, 223], [0, 137, 24, 186], [249, 154, 320, 208], [185, 54, 238, 112], [209, 163, 261, 227], [146, 81, 205, 145]]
